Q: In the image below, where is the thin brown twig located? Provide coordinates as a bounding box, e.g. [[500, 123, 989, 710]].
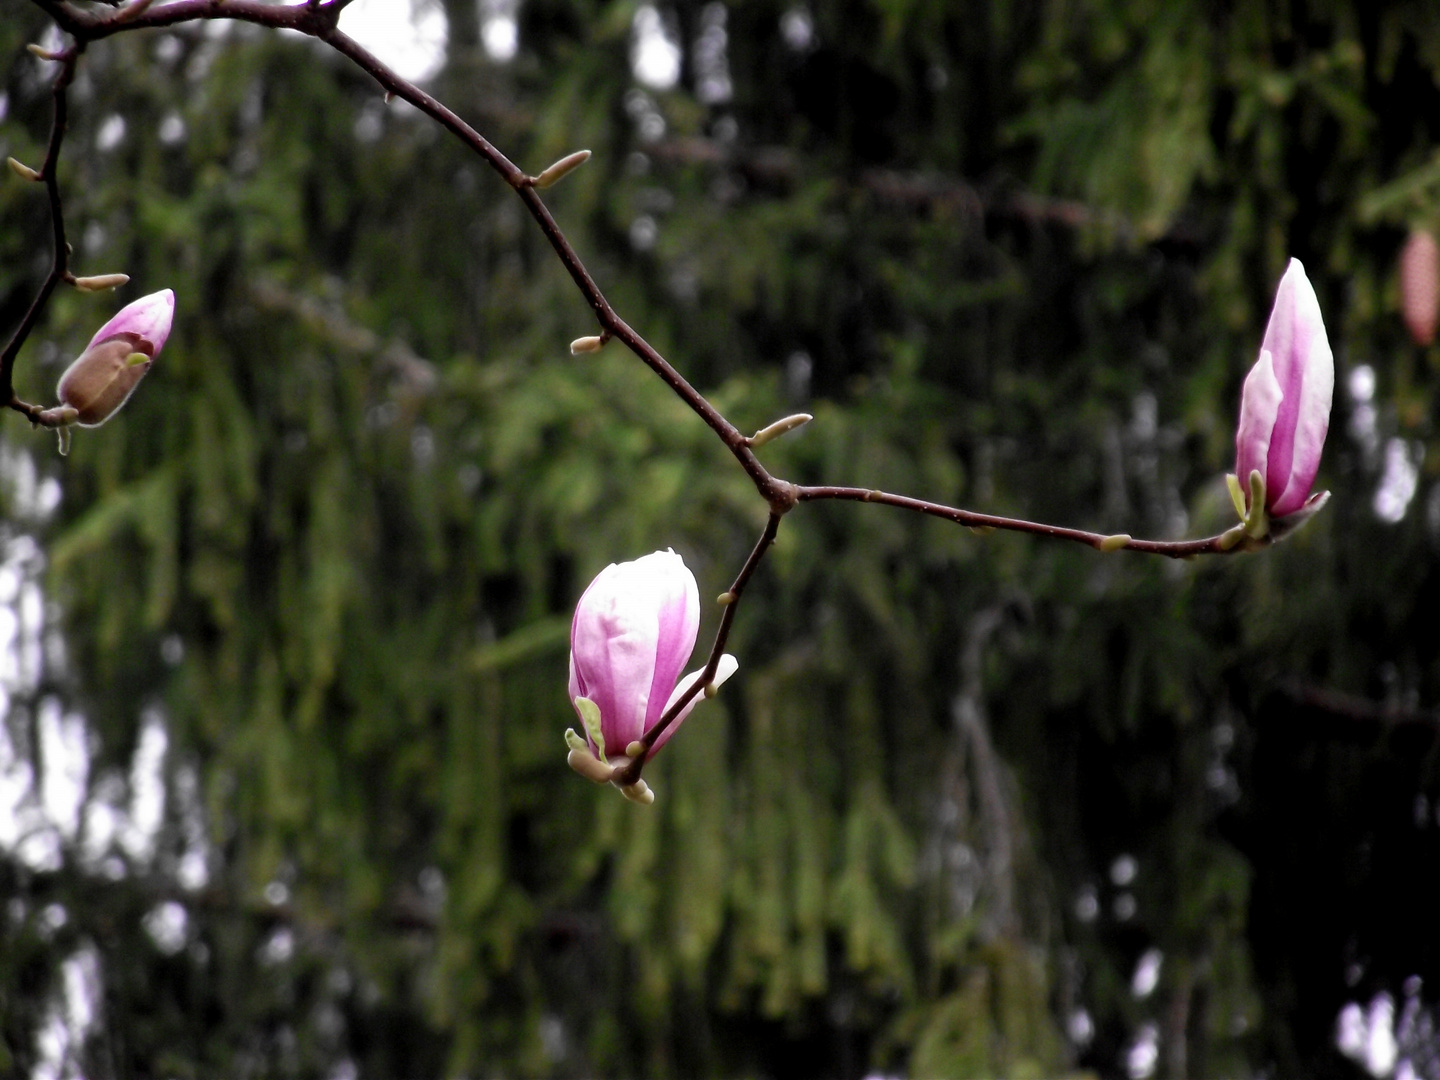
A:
[[797, 485, 1257, 558], [2, 47, 82, 426]]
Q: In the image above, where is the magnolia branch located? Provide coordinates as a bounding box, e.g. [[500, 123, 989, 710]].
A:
[[1, 45, 81, 425], [11, 0, 1277, 562]]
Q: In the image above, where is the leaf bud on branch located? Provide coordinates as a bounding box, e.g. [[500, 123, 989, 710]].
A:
[[531, 149, 591, 189], [747, 412, 813, 448], [7, 157, 43, 182], [71, 273, 131, 292]]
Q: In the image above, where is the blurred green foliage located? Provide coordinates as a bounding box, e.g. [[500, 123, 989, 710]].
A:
[[4, 0, 1440, 1077]]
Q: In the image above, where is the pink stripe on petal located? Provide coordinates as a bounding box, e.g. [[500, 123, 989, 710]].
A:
[[1258, 261, 1308, 504], [1271, 285, 1334, 517]]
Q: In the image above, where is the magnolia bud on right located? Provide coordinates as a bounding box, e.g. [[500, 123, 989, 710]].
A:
[[1400, 229, 1440, 346]]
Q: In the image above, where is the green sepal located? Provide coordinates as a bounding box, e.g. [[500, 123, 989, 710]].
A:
[[1243, 469, 1269, 539], [125, 351, 150, 367], [1225, 473, 1247, 522], [573, 696, 606, 763]]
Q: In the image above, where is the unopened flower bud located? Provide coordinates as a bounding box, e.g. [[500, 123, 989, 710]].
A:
[[1233, 259, 1332, 529], [72, 273, 131, 293], [568, 550, 738, 769], [570, 335, 604, 355], [533, 149, 592, 189], [1399, 229, 1439, 346], [55, 289, 174, 427], [749, 412, 813, 448], [7, 157, 42, 182]]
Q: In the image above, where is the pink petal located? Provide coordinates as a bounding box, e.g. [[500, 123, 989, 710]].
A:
[[1235, 348, 1281, 507], [638, 551, 699, 732], [570, 562, 659, 750], [87, 289, 175, 356], [1271, 290, 1333, 516], [649, 653, 738, 753]]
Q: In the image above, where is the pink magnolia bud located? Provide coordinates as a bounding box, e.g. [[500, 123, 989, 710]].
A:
[[1234, 259, 1333, 520], [568, 550, 738, 764], [1399, 229, 1440, 347], [56, 289, 174, 427]]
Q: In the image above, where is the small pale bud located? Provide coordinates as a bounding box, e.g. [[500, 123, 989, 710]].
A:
[[72, 273, 131, 293], [716, 591, 736, 606], [533, 149, 592, 189], [749, 412, 813, 448], [703, 680, 718, 699], [1098, 533, 1131, 552], [26, 44, 63, 61], [116, 0, 158, 23], [619, 779, 655, 805], [570, 335, 604, 355], [567, 747, 616, 784], [7, 157, 42, 182], [625, 740, 645, 759]]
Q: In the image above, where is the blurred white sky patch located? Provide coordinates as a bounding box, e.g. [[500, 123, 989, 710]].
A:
[[1339, 994, 1399, 1077], [32, 945, 101, 1080], [39, 699, 89, 843], [481, 0, 520, 61], [339, 0, 448, 83], [120, 710, 169, 866], [1375, 438, 1422, 524], [693, 2, 732, 104], [632, 5, 681, 90]]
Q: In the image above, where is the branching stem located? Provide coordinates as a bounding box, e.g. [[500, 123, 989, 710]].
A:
[[9, 0, 1262, 791]]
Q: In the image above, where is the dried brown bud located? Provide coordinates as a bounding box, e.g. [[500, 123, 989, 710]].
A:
[[1400, 229, 1440, 346], [55, 334, 154, 427]]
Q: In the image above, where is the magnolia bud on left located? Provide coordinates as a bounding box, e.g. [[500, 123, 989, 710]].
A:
[[55, 289, 174, 427]]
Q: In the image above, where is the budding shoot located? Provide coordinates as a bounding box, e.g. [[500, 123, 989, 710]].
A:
[[7, 157, 42, 182], [72, 273, 132, 293], [570, 335, 604, 355], [533, 150, 592, 189], [748, 412, 813, 448]]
